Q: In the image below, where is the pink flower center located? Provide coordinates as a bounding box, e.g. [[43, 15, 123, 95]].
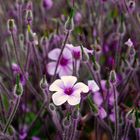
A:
[[73, 51, 81, 59], [60, 57, 68, 66], [64, 87, 73, 95]]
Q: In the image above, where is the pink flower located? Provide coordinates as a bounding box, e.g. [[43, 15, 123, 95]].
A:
[[125, 38, 133, 47], [49, 76, 89, 106], [42, 0, 53, 10], [66, 44, 93, 60], [47, 48, 73, 77]]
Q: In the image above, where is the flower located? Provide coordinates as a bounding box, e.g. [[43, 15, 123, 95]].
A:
[[125, 38, 133, 47], [42, 0, 53, 10], [49, 76, 89, 106], [90, 80, 118, 119], [88, 80, 100, 92], [12, 63, 28, 86], [47, 48, 73, 77], [66, 44, 93, 60]]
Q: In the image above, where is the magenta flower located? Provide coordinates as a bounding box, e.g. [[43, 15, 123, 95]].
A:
[[49, 76, 89, 106], [47, 48, 73, 77]]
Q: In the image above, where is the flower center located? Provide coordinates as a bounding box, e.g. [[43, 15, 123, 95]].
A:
[[60, 57, 68, 66], [64, 87, 73, 95], [73, 51, 81, 60]]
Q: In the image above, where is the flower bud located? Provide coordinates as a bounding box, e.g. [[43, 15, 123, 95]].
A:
[[62, 117, 71, 128], [25, 10, 33, 24], [26, 26, 38, 45], [40, 36, 48, 46], [72, 109, 81, 120], [14, 83, 23, 96], [7, 19, 16, 33], [49, 103, 56, 112], [80, 45, 89, 62], [93, 61, 100, 72], [14, 74, 23, 96], [64, 8, 75, 32], [109, 70, 117, 84], [64, 17, 74, 32], [40, 75, 48, 90]]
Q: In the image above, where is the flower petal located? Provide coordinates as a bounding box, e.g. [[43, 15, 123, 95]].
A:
[[98, 107, 107, 119], [88, 80, 100, 92], [47, 62, 59, 75], [62, 47, 72, 59], [59, 66, 73, 77], [49, 79, 64, 92], [93, 92, 103, 106], [73, 82, 89, 93], [67, 93, 81, 105], [48, 48, 61, 60], [52, 91, 68, 106], [61, 76, 77, 87]]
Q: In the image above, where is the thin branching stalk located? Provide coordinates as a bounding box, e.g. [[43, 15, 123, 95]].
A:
[[112, 84, 119, 140], [26, 101, 47, 136], [123, 121, 130, 140], [3, 96, 21, 134], [52, 30, 70, 81]]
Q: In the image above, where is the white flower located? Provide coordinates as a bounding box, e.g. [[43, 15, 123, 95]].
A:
[[88, 80, 100, 92], [49, 76, 89, 106]]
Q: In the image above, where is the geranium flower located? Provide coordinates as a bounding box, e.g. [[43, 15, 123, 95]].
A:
[[88, 80, 100, 93], [66, 44, 93, 60], [47, 48, 73, 77], [125, 38, 133, 47], [49, 76, 89, 106], [12, 63, 28, 86]]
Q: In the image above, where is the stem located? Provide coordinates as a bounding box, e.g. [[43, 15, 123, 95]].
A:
[[112, 84, 119, 140], [26, 101, 47, 135], [32, 43, 42, 77], [123, 121, 130, 140], [0, 93, 6, 123], [52, 31, 70, 81], [3, 96, 21, 134], [70, 119, 77, 140], [11, 32, 42, 101], [25, 42, 30, 71], [5, 43, 13, 79], [11, 32, 21, 67]]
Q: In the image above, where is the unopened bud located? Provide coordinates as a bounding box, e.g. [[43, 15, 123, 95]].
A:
[[49, 103, 56, 112], [62, 117, 71, 128], [40, 36, 48, 46], [93, 61, 100, 72], [25, 10, 33, 24], [7, 19, 16, 33], [64, 17, 74, 32], [109, 70, 117, 84], [64, 8, 75, 31], [14, 83, 23, 96], [14, 75, 23, 96], [26, 26, 38, 45], [80, 45, 89, 62], [72, 109, 81, 120], [40, 75, 48, 90]]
